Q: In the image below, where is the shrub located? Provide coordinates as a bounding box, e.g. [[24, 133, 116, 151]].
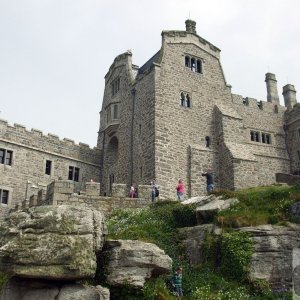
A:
[[220, 231, 254, 281]]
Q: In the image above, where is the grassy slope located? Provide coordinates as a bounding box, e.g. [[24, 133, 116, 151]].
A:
[[105, 184, 300, 300]]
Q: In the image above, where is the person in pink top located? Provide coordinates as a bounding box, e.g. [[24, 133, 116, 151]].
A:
[[176, 179, 185, 202]]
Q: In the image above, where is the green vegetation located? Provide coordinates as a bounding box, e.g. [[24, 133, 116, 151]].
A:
[[103, 184, 300, 299], [216, 184, 300, 227]]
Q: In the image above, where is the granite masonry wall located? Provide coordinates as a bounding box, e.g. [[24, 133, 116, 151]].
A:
[[97, 20, 299, 198], [0, 119, 101, 207]]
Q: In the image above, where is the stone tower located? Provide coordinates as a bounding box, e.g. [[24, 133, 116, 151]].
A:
[[98, 20, 297, 199]]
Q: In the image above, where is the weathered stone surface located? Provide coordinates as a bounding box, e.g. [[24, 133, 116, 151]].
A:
[[196, 197, 239, 223], [179, 224, 221, 265], [288, 202, 300, 219], [182, 194, 238, 224], [182, 194, 216, 206], [0, 277, 110, 300], [239, 223, 300, 288], [104, 240, 172, 287], [0, 205, 107, 280]]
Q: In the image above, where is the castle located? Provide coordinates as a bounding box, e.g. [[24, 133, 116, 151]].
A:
[[1, 20, 299, 207]]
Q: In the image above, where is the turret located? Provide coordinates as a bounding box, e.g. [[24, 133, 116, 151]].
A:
[[265, 73, 279, 104], [282, 84, 297, 110], [185, 19, 197, 34]]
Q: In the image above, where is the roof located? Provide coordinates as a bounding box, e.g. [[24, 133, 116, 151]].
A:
[[138, 50, 161, 75]]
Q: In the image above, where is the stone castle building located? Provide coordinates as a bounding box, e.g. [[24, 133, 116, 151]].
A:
[[1, 20, 299, 207]]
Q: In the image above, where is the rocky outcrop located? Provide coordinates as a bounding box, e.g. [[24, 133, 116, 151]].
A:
[[240, 223, 300, 288], [0, 277, 110, 300], [183, 195, 239, 224], [179, 224, 222, 265], [0, 205, 107, 280], [104, 240, 172, 287]]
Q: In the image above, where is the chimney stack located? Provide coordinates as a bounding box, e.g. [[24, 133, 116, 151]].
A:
[[185, 19, 197, 34], [283, 84, 297, 110], [265, 73, 279, 104]]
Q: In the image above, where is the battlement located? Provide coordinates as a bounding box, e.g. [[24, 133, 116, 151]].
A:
[[0, 118, 100, 165], [231, 94, 286, 114], [0, 118, 97, 151]]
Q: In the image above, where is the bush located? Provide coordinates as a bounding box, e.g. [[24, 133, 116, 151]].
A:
[[220, 231, 254, 281]]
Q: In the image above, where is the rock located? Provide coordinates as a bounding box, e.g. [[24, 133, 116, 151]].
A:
[[104, 240, 172, 287], [289, 202, 300, 220], [0, 277, 110, 300], [239, 223, 300, 289], [179, 224, 221, 265], [182, 194, 216, 206], [196, 198, 238, 224], [0, 205, 107, 280]]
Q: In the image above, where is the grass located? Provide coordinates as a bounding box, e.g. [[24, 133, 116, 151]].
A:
[[215, 184, 300, 228], [104, 185, 299, 299]]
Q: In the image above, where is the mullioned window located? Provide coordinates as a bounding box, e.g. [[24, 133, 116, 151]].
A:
[[180, 92, 191, 108], [185, 55, 202, 73], [0, 148, 13, 165]]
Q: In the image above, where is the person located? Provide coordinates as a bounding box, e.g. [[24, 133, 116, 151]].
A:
[[129, 184, 135, 198], [201, 169, 214, 193], [171, 267, 183, 300], [176, 179, 185, 202], [151, 180, 159, 203]]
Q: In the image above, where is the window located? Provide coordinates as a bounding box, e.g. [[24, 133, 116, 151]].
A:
[[250, 131, 271, 144], [106, 104, 119, 124], [185, 55, 202, 73], [298, 129, 300, 140], [140, 166, 143, 178], [68, 166, 80, 182], [111, 77, 120, 96], [45, 160, 52, 175], [261, 133, 271, 144], [180, 92, 191, 108], [274, 105, 278, 113], [113, 104, 119, 120], [205, 136, 210, 147], [298, 151, 300, 161], [0, 189, 9, 205], [0, 149, 13, 165]]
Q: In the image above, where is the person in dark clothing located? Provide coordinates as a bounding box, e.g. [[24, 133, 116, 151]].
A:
[[171, 267, 183, 299], [201, 169, 214, 193]]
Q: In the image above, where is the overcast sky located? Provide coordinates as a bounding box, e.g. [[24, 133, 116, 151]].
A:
[[1, 0, 299, 147]]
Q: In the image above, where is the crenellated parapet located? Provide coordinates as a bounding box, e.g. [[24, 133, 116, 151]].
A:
[[0, 118, 100, 165], [231, 94, 285, 114]]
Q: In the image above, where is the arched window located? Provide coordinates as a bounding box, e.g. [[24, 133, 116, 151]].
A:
[[185, 56, 190, 67], [191, 58, 196, 72], [180, 93, 185, 107], [205, 136, 210, 147], [274, 105, 278, 113], [196, 60, 202, 73], [186, 94, 191, 108], [180, 92, 192, 108]]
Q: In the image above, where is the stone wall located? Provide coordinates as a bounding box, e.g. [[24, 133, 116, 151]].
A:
[[42, 180, 151, 217], [285, 104, 300, 174], [0, 119, 100, 207]]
